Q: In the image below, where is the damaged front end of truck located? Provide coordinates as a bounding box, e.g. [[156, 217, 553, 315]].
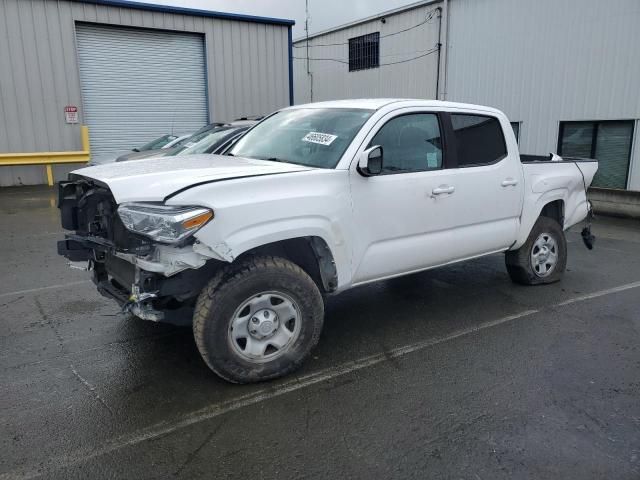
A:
[[56, 177, 223, 325]]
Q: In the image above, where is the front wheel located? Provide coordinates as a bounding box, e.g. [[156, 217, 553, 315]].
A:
[[505, 216, 567, 285], [193, 256, 324, 383]]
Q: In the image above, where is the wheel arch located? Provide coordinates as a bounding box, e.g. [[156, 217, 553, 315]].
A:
[[234, 235, 338, 293], [540, 199, 565, 226], [513, 191, 567, 249], [193, 214, 349, 291]]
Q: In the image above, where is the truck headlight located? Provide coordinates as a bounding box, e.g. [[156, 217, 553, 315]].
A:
[[118, 203, 213, 244]]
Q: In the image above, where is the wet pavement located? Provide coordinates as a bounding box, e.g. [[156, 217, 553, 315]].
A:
[[1, 185, 639, 479]]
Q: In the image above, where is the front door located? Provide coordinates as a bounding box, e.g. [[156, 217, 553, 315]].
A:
[[349, 111, 460, 284]]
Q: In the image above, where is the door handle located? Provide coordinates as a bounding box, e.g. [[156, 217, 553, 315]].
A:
[[501, 178, 519, 187], [431, 185, 455, 196]]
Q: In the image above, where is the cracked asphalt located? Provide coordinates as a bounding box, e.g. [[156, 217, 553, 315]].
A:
[[1, 185, 639, 479]]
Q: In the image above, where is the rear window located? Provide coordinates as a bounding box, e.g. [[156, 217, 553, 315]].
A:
[[451, 114, 507, 166]]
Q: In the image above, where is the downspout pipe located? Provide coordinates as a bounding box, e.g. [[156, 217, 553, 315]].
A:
[[288, 26, 294, 105], [435, 6, 443, 100], [442, 0, 450, 100], [305, 0, 314, 102]]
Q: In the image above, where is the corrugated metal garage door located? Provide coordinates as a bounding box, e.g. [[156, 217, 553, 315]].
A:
[[76, 24, 208, 162]]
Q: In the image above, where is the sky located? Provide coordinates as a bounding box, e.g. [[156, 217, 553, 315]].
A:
[[142, 0, 416, 39]]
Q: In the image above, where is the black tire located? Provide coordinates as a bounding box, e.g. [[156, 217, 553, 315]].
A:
[[505, 216, 567, 285], [193, 255, 324, 383]]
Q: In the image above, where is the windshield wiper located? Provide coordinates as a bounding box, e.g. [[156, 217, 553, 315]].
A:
[[252, 156, 289, 163], [241, 156, 311, 167]]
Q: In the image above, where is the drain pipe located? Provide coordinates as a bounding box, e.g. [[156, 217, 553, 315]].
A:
[[435, 6, 443, 100], [305, 0, 314, 102], [441, 0, 450, 100]]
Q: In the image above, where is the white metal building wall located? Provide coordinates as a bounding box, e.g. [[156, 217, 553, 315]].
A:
[[76, 24, 208, 162], [293, 2, 442, 104], [292, 0, 640, 191], [445, 0, 640, 190]]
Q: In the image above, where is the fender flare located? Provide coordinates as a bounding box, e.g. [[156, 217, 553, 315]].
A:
[[513, 189, 567, 249], [204, 216, 347, 289]]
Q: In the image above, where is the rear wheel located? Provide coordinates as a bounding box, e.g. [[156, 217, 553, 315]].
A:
[[193, 256, 324, 383], [505, 216, 567, 285]]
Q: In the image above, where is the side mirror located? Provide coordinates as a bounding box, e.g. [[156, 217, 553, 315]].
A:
[[132, 148, 140, 152], [358, 146, 383, 176]]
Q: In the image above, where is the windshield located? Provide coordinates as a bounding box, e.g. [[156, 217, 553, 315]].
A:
[[177, 127, 243, 156], [172, 126, 229, 154], [172, 135, 198, 149], [138, 134, 177, 151], [228, 108, 373, 168]]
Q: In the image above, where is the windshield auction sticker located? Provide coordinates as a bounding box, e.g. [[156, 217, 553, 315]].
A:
[[302, 132, 338, 146]]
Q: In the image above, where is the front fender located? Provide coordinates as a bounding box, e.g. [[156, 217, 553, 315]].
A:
[[165, 168, 353, 287], [194, 216, 350, 288]]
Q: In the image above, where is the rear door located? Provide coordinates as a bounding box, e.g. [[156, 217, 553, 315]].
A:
[[438, 111, 524, 257]]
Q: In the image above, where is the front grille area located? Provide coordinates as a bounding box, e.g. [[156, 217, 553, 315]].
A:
[[58, 178, 222, 324], [58, 178, 152, 254]]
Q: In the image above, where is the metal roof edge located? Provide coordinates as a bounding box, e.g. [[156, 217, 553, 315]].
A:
[[293, 0, 439, 43], [75, 0, 295, 26]]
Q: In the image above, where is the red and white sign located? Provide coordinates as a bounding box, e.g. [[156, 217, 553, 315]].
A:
[[64, 105, 78, 124]]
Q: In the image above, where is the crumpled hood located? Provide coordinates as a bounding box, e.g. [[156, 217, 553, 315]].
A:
[[71, 154, 312, 203]]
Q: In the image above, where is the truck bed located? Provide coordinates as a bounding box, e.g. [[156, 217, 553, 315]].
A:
[[520, 154, 597, 164]]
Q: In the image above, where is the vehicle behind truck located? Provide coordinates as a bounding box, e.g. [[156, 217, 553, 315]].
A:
[[57, 99, 598, 383]]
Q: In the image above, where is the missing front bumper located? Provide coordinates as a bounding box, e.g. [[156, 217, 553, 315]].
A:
[[86, 252, 220, 325], [93, 270, 165, 323]]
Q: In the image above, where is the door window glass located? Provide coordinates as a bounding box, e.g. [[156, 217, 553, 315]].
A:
[[451, 114, 507, 166], [369, 113, 443, 173]]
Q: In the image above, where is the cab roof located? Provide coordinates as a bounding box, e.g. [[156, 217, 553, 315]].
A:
[[286, 98, 503, 115]]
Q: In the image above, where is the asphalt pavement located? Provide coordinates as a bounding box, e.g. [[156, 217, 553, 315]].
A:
[[1, 186, 639, 479]]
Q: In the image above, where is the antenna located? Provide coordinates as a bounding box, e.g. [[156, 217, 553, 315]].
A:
[[170, 107, 176, 135]]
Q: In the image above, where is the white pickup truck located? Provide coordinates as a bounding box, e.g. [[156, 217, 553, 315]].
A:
[[58, 99, 597, 383]]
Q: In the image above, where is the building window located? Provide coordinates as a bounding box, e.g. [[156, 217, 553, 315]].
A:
[[510, 122, 520, 143], [348, 32, 380, 71], [450, 114, 507, 166], [558, 120, 634, 189]]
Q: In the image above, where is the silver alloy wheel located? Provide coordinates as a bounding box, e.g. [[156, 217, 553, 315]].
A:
[[228, 291, 301, 363], [530, 232, 559, 277]]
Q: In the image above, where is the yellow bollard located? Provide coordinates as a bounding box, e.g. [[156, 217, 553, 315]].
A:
[[81, 125, 90, 153], [46, 164, 54, 186], [0, 125, 90, 187]]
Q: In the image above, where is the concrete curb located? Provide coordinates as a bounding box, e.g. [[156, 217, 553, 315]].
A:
[[589, 187, 640, 219]]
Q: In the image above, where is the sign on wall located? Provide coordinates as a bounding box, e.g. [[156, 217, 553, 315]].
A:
[[64, 106, 78, 124]]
